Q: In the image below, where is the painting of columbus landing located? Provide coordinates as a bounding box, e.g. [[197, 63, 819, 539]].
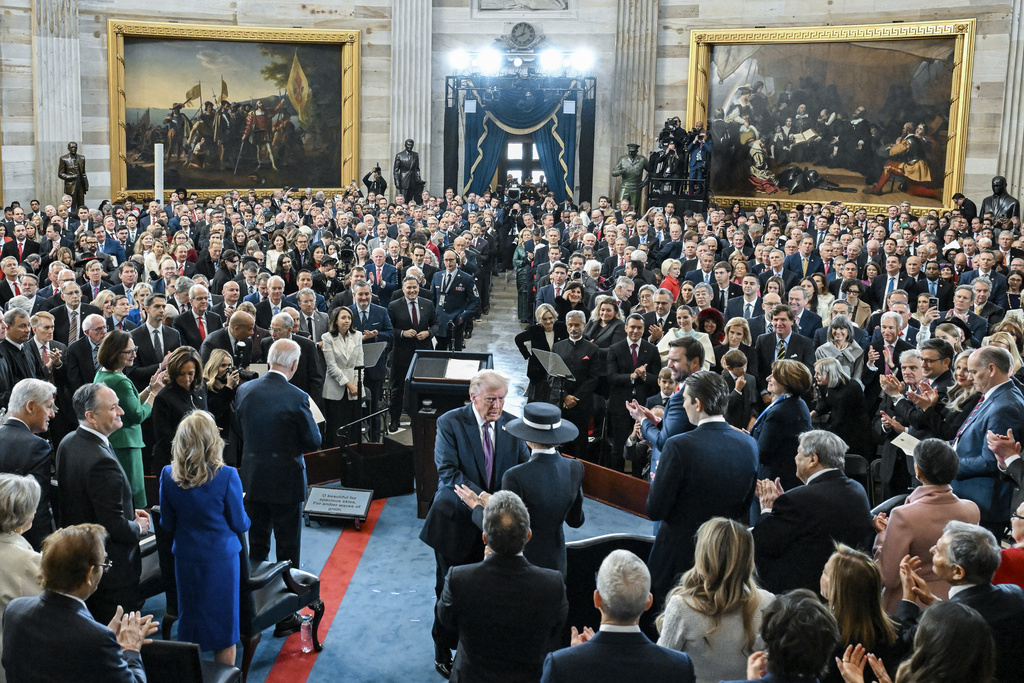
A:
[[687, 21, 976, 210], [108, 22, 361, 198]]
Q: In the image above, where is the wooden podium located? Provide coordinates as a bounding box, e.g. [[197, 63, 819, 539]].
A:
[[406, 351, 494, 518]]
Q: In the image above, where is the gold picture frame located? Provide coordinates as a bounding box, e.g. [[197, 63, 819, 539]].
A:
[[107, 20, 360, 201], [685, 19, 976, 213]]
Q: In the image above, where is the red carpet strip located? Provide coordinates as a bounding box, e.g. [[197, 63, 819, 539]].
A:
[[263, 498, 387, 683]]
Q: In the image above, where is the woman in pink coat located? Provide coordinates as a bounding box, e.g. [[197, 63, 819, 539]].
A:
[[873, 438, 980, 614]]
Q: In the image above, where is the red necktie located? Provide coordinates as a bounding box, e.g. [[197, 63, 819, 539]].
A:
[[116, 320, 123, 330], [411, 300, 419, 326], [17, 243, 23, 260], [40, 345, 50, 366], [631, 343, 638, 366], [197, 315, 206, 340], [956, 394, 986, 441], [377, 270, 382, 285]]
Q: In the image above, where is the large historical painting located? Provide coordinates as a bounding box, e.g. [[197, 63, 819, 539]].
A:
[[686, 21, 975, 210], [108, 21, 360, 199]]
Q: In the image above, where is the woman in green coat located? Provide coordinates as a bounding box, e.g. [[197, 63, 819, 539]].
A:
[[95, 329, 167, 507]]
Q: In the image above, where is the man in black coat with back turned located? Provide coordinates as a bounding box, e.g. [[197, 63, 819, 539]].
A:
[[752, 430, 874, 595], [550, 311, 600, 461], [55, 383, 151, 624], [437, 490, 567, 683]]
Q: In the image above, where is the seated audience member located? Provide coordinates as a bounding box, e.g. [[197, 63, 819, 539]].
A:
[[819, 546, 910, 683], [836, 601, 995, 683], [657, 518, 774, 683], [437, 491, 567, 682], [541, 549, 696, 683], [0, 473, 43, 682], [752, 430, 875, 594], [993, 499, 1024, 590], [722, 588, 839, 683], [750, 359, 813, 491], [873, 439, 980, 613], [900, 521, 1024, 683], [1, 524, 157, 683], [645, 371, 759, 601]]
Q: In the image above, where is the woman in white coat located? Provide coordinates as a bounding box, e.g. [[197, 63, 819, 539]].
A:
[[321, 306, 364, 448]]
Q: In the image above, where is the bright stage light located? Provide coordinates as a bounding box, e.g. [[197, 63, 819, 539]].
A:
[[478, 48, 503, 76], [449, 51, 470, 71], [571, 49, 595, 73], [539, 49, 563, 74]]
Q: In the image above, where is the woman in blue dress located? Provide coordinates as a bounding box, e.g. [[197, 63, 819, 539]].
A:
[[159, 410, 250, 666]]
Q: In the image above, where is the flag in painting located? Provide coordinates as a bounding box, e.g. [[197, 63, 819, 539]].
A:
[[286, 52, 311, 124]]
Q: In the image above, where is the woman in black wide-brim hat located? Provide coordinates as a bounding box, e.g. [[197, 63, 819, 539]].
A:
[[454, 403, 585, 577]]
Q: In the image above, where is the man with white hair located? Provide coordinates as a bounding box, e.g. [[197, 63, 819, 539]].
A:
[[900, 521, 1024, 683], [254, 275, 287, 329], [541, 549, 696, 682], [0, 378, 57, 549], [172, 284, 223, 349], [233, 338, 322, 636], [366, 246, 399, 302]]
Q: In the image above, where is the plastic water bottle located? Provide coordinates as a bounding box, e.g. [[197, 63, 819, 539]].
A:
[[300, 614, 313, 653]]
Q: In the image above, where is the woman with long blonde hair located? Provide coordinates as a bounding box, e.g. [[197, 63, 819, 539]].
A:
[[657, 517, 774, 683], [159, 410, 249, 666]]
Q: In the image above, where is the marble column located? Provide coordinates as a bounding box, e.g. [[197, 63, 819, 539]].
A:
[[611, 0, 658, 169], [389, 0, 432, 198], [999, 0, 1024, 196], [32, 0, 84, 205]]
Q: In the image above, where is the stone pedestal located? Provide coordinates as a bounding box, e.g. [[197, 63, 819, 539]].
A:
[[389, 0, 432, 197], [32, 0, 84, 204]]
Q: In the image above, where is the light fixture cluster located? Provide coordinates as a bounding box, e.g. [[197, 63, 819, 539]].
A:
[[449, 48, 595, 77]]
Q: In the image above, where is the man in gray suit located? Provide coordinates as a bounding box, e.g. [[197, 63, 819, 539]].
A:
[[0, 378, 57, 549]]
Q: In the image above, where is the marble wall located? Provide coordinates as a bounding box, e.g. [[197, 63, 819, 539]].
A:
[[0, 0, 1020, 205]]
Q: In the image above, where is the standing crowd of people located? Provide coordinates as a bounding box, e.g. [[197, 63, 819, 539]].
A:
[[1, 167, 1024, 682]]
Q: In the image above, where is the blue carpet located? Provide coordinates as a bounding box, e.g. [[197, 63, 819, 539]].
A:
[[145, 493, 646, 682]]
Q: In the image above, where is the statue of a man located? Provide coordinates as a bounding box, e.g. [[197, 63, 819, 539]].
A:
[[610, 143, 648, 210], [393, 139, 423, 199], [57, 142, 88, 211], [980, 175, 1021, 221]]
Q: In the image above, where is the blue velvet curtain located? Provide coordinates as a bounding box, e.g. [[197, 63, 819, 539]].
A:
[[462, 81, 577, 201]]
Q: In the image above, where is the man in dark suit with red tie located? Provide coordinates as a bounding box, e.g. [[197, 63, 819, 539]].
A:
[[172, 284, 223, 350], [0, 223, 40, 262], [387, 276, 438, 433], [606, 314, 661, 471]]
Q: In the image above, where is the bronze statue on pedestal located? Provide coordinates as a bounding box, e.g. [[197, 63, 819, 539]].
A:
[[57, 142, 88, 211]]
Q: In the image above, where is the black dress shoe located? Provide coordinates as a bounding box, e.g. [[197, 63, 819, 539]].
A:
[[434, 658, 452, 679], [388, 419, 401, 433], [273, 613, 303, 637]]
